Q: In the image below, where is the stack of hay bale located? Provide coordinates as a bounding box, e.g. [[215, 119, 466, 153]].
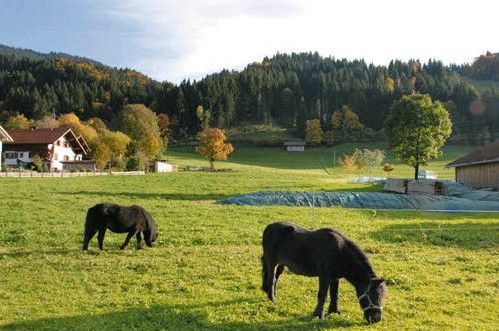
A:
[[384, 178, 443, 195]]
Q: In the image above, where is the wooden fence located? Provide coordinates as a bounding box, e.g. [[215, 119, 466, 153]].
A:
[[0, 171, 145, 178]]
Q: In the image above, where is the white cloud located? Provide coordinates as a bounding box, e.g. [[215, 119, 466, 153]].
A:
[[97, 0, 498, 83]]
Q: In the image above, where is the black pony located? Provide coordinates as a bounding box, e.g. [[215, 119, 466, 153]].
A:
[[261, 222, 387, 324], [83, 203, 158, 250]]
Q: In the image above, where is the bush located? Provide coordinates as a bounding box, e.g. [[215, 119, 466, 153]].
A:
[[126, 157, 145, 171], [340, 148, 385, 174], [339, 153, 358, 173], [383, 163, 395, 173], [1, 164, 8, 172]]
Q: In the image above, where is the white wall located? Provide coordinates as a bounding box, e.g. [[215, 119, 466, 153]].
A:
[[50, 137, 77, 171]]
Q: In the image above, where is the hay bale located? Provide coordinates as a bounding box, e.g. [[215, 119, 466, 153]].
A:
[[408, 179, 443, 195], [384, 178, 408, 194]]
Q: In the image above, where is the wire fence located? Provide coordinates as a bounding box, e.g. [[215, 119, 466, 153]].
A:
[[0, 171, 145, 178]]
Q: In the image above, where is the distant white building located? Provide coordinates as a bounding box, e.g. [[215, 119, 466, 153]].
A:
[[0, 125, 14, 169], [284, 141, 306, 152], [2, 127, 90, 171]]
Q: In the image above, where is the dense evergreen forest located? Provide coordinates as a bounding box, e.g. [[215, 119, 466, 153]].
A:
[[1, 44, 497, 144]]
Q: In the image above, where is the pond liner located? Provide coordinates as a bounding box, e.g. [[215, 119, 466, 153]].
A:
[[217, 190, 499, 212]]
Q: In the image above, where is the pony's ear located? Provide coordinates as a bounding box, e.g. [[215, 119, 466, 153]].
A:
[[280, 225, 295, 237], [371, 277, 385, 287]]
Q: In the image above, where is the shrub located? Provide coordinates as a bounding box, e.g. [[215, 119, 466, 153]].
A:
[[126, 156, 145, 171], [340, 153, 358, 173], [383, 163, 395, 174]]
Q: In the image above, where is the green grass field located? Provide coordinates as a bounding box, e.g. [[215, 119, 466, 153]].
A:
[[1, 145, 497, 330]]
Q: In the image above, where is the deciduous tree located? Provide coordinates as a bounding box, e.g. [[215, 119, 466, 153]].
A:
[[195, 128, 234, 169], [5, 114, 32, 129], [305, 119, 324, 146], [385, 93, 452, 179]]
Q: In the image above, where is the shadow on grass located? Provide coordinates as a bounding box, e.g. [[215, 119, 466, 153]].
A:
[[69, 191, 233, 201], [2, 300, 360, 330], [371, 222, 499, 250]]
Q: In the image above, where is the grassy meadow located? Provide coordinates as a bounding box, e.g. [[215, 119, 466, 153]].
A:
[[0, 144, 498, 330]]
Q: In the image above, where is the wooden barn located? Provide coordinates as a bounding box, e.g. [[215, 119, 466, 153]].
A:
[[446, 140, 499, 190]]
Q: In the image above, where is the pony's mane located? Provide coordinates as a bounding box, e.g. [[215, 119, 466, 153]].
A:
[[344, 238, 376, 278]]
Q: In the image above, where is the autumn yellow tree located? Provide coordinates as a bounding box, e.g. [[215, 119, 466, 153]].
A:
[[305, 119, 324, 146], [385, 77, 395, 93], [93, 142, 112, 171], [101, 131, 131, 160], [59, 113, 98, 148], [196, 128, 234, 170], [5, 114, 33, 129], [35, 115, 59, 129]]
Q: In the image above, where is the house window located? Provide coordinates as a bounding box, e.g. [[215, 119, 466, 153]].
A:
[[63, 155, 69, 161], [5, 152, 16, 159], [19, 152, 24, 158]]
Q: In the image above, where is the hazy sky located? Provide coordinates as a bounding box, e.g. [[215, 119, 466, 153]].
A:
[[0, 0, 497, 83]]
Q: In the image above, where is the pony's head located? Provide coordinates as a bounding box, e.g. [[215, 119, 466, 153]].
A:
[[144, 215, 158, 247], [358, 277, 387, 324]]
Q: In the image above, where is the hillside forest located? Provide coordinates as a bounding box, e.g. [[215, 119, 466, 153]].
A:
[[0, 45, 498, 147]]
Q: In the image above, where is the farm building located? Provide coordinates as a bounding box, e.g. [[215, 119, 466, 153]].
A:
[[446, 140, 499, 190], [0, 125, 14, 169], [284, 141, 306, 152], [2, 127, 90, 171]]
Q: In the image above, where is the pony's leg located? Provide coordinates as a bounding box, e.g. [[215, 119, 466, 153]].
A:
[[120, 231, 136, 250], [327, 278, 341, 314], [82, 227, 97, 250], [97, 228, 107, 250], [273, 264, 285, 298], [136, 232, 143, 249], [313, 274, 331, 319]]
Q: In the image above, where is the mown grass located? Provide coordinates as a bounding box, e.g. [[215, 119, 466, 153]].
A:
[[0, 145, 497, 330]]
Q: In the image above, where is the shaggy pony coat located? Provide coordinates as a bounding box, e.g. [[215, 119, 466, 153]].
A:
[[83, 203, 158, 250]]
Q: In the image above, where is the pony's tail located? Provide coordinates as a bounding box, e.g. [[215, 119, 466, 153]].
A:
[[82, 205, 97, 250]]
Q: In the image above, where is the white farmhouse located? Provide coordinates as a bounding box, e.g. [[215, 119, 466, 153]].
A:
[[2, 127, 90, 171], [0, 125, 14, 169]]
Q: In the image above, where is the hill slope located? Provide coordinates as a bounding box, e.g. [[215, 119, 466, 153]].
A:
[[0, 44, 497, 143]]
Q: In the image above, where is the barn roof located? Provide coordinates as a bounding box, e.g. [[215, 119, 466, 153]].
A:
[[283, 141, 306, 146], [0, 125, 13, 142], [446, 140, 499, 167], [5, 127, 90, 155]]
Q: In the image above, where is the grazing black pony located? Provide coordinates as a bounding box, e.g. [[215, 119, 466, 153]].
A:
[[261, 222, 387, 324], [83, 203, 158, 250]]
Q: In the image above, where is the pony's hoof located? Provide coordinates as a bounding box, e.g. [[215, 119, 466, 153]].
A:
[[312, 310, 325, 320]]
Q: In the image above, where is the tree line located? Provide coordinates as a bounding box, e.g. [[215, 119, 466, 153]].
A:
[[1, 45, 497, 145]]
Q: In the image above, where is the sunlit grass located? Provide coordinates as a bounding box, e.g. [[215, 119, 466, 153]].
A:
[[0, 145, 497, 330]]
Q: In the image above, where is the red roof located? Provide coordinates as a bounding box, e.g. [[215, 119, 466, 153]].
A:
[[6, 127, 71, 144], [446, 140, 499, 167], [5, 127, 90, 155]]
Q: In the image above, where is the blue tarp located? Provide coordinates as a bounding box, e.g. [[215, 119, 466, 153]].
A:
[[218, 182, 499, 212]]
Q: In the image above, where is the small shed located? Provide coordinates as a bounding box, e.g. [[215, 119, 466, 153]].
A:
[[446, 140, 499, 190], [152, 161, 178, 173], [284, 141, 306, 152]]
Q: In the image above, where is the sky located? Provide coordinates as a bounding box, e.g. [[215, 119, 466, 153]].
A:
[[0, 0, 497, 83]]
